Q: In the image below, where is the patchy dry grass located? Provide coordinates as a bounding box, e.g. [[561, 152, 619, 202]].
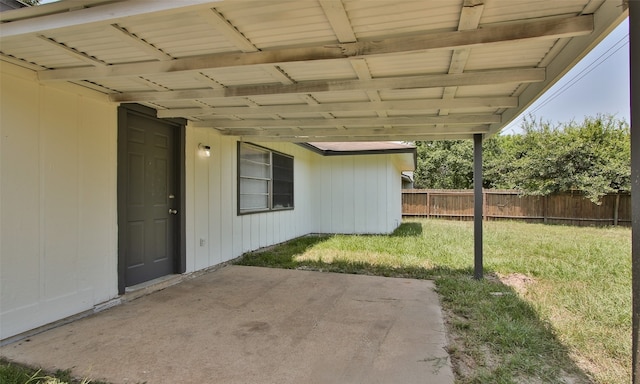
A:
[[0, 359, 105, 384], [237, 219, 631, 383]]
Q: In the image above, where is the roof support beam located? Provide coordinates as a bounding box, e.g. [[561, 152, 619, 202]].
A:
[[37, 15, 592, 82], [212, 124, 491, 138], [111, 68, 544, 102], [242, 134, 478, 143], [156, 97, 517, 118], [193, 114, 499, 129]]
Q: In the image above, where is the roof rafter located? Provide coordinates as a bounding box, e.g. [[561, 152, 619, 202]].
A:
[[298, 94, 335, 120], [38, 15, 592, 82], [351, 59, 389, 123], [319, 0, 356, 43], [198, 8, 258, 52], [107, 24, 173, 61], [36, 34, 107, 66], [439, 0, 485, 119], [0, 53, 46, 71], [111, 68, 545, 102]]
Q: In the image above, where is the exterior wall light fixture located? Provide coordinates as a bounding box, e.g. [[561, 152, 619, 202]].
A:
[[198, 143, 211, 158]]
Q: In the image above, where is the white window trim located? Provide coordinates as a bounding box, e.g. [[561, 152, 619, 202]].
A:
[[237, 142, 294, 215]]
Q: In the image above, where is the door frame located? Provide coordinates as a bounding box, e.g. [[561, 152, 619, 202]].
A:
[[117, 103, 186, 294]]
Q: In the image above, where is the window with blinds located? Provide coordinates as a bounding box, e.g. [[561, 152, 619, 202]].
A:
[[238, 142, 294, 214]]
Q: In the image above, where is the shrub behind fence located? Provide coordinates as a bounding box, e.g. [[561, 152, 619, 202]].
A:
[[402, 189, 631, 227]]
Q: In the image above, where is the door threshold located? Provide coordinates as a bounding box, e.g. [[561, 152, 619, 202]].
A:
[[124, 274, 183, 302]]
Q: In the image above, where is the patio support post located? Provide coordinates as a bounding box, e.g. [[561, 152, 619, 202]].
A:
[[631, 1, 640, 382], [473, 133, 483, 279]]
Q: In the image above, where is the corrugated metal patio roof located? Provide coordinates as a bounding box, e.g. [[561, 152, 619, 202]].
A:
[[0, 0, 628, 142]]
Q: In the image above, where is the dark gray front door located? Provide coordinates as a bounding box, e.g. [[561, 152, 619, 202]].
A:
[[118, 105, 183, 292]]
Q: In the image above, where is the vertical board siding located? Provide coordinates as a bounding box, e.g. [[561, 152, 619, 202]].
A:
[[209, 136, 223, 267], [78, 97, 117, 302], [1, 63, 406, 340], [318, 158, 332, 231], [186, 134, 317, 273], [343, 157, 356, 234], [1, 72, 41, 317], [330, 157, 343, 232], [42, 86, 79, 300], [312, 154, 403, 234], [193, 128, 210, 271], [402, 189, 632, 226], [363, 157, 379, 233], [386, 158, 399, 232], [353, 157, 367, 231], [220, 139, 233, 262], [1, 64, 117, 339]]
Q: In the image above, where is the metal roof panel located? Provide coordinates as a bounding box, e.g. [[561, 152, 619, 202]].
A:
[[0, 0, 622, 141]]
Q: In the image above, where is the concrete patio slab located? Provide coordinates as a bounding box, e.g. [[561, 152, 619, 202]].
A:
[[1, 266, 453, 384]]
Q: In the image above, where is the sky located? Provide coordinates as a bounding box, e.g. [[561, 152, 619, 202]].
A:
[[501, 18, 630, 134]]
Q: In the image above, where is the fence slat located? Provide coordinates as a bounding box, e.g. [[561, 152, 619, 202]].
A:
[[401, 189, 631, 227]]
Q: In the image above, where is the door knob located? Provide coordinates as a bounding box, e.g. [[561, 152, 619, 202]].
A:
[[169, 209, 178, 215]]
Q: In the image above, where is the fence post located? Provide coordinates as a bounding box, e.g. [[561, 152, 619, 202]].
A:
[[614, 193, 621, 226], [425, 191, 429, 218], [543, 195, 548, 224]]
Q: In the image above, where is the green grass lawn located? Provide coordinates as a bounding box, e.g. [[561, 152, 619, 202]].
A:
[[237, 219, 631, 384], [0, 360, 100, 384]]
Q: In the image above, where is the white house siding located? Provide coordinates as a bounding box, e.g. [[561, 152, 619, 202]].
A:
[[186, 127, 316, 273], [388, 156, 404, 233], [0, 62, 406, 340], [0, 64, 118, 339], [311, 153, 403, 234]]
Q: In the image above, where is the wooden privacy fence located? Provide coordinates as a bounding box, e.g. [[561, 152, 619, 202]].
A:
[[402, 189, 631, 227]]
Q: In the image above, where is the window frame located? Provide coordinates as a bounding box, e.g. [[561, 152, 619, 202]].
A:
[[237, 142, 294, 215]]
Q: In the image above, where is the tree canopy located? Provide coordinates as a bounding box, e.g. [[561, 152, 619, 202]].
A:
[[413, 114, 630, 203]]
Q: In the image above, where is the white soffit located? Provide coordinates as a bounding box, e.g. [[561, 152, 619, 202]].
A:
[[0, 0, 628, 142]]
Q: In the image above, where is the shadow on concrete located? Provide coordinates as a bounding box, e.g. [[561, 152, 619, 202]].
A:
[[236, 222, 593, 383]]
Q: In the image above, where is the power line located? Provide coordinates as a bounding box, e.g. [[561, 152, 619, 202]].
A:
[[529, 35, 628, 115], [503, 32, 629, 133]]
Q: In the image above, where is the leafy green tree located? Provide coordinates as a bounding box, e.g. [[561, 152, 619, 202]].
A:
[[415, 136, 516, 189], [414, 140, 474, 189], [413, 114, 630, 203], [505, 115, 630, 202]]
